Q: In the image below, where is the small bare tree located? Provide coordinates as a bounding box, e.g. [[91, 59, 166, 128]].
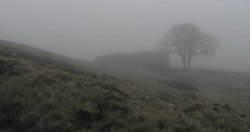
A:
[[160, 23, 219, 70]]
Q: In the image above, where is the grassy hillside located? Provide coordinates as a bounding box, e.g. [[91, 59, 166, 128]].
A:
[[0, 40, 249, 132]]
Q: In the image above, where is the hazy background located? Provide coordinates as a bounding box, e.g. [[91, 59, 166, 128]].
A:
[[0, 0, 250, 72]]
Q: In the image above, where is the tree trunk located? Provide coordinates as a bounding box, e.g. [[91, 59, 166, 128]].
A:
[[187, 55, 191, 70], [181, 55, 187, 70], [187, 56, 191, 70]]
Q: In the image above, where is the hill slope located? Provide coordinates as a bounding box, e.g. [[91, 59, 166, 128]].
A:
[[0, 40, 249, 132]]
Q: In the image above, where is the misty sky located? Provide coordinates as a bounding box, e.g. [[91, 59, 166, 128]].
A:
[[0, 0, 250, 72]]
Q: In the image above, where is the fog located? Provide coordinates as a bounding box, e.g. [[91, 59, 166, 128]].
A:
[[0, 0, 250, 72]]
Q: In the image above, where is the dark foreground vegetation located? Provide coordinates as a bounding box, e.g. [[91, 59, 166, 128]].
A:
[[0, 41, 250, 132]]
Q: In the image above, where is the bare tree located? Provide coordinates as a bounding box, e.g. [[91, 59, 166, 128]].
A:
[[160, 23, 219, 70]]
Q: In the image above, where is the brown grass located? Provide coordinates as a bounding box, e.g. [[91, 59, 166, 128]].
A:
[[0, 42, 250, 132]]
